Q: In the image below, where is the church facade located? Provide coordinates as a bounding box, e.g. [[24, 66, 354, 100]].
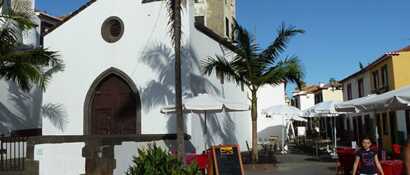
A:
[[1, 0, 286, 174]]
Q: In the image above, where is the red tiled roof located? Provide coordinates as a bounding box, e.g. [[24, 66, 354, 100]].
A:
[[397, 45, 410, 52], [340, 45, 410, 82]]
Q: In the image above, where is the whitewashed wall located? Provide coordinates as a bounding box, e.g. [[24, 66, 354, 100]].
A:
[[36, 0, 261, 174], [298, 93, 315, 110], [256, 84, 287, 144], [0, 81, 42, 134]]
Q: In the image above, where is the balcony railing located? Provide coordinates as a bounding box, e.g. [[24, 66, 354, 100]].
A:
[[0, 134, 190, 175], [371, 85, 390, 94], [0, 136, 27, 172]]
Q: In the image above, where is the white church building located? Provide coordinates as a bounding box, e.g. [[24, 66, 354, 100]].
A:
[[1, 0, 287, 174]]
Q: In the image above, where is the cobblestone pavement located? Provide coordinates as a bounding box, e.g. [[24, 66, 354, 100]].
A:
[[245, 153, 336, 175]]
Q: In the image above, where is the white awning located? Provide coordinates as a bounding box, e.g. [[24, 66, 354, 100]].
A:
[[303, 100, 343, 117], [355, 85, 410, 112], [160, 93, 250, 113], [335, 94, 378, 113], [261, 105, 306, 122]]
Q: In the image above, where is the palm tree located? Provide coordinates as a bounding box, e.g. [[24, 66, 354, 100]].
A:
[[165, 0, 185, 160], [0, 0, 63, 92], [202, 21, 304, 162]]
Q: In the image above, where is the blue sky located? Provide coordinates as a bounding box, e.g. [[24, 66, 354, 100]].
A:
[[36, 0, 410, 91]]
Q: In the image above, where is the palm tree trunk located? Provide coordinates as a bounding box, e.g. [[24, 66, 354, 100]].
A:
[[173, 0, 185, 161], [251, 90, 258, 163]]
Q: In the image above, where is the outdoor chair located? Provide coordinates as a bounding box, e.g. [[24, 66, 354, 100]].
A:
[[391, 144, 401, 160], [336, 147, 356, 175]]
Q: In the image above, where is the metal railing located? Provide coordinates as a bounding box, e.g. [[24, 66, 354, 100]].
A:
[[0, 136, 27, 171]]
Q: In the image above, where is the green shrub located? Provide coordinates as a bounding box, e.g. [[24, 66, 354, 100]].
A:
[[126, 144, 200, 175]]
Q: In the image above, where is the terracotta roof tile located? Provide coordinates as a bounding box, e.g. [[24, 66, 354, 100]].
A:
[[397, 45, 410, 52]]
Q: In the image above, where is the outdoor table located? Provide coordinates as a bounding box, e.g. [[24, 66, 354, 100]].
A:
[[380, 160, 403, 175], [313, 139, 332, 157]]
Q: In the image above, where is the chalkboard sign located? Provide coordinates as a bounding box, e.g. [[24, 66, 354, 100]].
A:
[[209, 144, 244, 175]]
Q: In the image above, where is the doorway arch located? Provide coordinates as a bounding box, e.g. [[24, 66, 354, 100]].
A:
[[83, 67, 141, 135]]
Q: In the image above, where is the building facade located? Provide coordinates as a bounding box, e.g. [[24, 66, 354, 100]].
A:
[[0, 1, 288, 174], [292, 83, 343, 139], [31, 0, 286, 174], [193, 0, 236, 39], [292, 83, 343, 110], [340, 45, 410, 148]]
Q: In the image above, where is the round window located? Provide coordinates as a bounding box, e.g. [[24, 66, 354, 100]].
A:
[[101, 16, 124, 43]]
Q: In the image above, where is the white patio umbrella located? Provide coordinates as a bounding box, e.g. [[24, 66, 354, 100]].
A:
[[160, 93, 250, 148], [303, 101, 344, 157], [335, 86, 410, 147], [335, 94, 378, 113], [261, 105, 306, 153], [304, 100, 342, 117], [355, 85, 410, 112]]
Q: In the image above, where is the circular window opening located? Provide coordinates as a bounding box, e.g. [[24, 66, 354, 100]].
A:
[[101, 16, 124, 43]]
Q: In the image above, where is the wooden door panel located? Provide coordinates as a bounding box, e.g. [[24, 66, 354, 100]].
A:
[[90, 75, 137, 135]]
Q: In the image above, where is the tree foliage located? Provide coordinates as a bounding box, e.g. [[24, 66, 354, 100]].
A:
[[126, 144, 200, 175], [202, 20, 304, 162], [0, 0, 64, 91]]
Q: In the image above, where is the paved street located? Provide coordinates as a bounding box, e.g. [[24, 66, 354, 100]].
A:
[[245, 151, 336, 175]]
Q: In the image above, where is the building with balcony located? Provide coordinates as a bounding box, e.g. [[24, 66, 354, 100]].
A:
[[292, 83, 343, 109], [340, 45, 410, 148], [292, 83, 343, 139]]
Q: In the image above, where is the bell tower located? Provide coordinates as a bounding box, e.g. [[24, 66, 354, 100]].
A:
[[194, 0, 236, 40]]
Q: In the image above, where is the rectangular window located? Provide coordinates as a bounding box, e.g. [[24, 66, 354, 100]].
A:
[[372, 70, 379, 90], [314, 92, 323, 104], [225, 17, 230, 38], [357, 78, 364, 98], [381, 65, 389, 87], [194, 16, 205, 26], [347, 83, 352, 100]]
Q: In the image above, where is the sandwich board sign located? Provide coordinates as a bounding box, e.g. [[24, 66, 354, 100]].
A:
[[208, 144, 244, 175]]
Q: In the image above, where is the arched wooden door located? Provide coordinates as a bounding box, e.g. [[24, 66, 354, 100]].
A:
[[90, 74, 137, 135]]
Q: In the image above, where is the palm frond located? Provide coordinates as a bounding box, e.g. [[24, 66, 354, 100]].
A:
[[257, 56, 304, 87], [41, 103, 68, 131], [0, 47, 62, 91], [166, 0, 183, 47], [201, 55, 248, 86], [0, 0, 35, 30], [0, 0, 63, 92], [38, 58, 64, 91], [0, 28, 17, 53], [0, 62, 42, 91], [260, 23, 304, 64], [231, 20, 262, 81], [1, 48, 59, 65]]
